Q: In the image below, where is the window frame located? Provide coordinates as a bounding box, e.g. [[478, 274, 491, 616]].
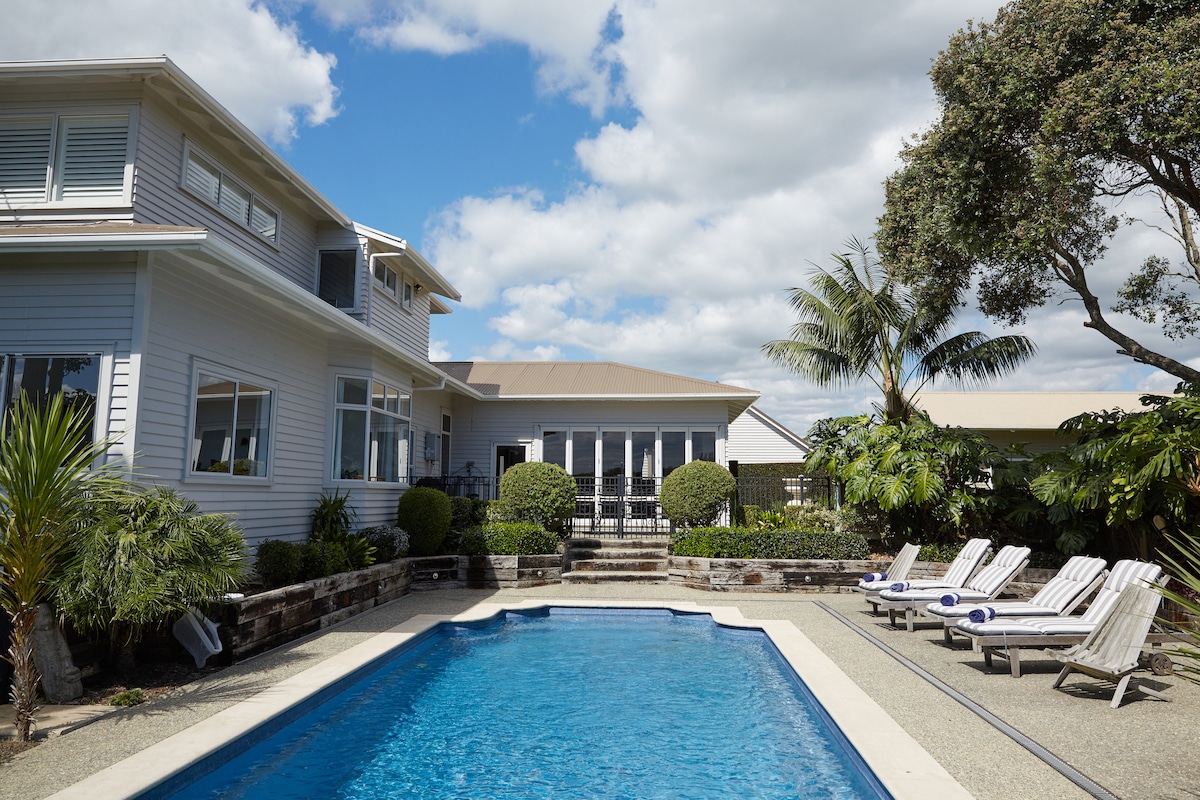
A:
[[180, 140, 280, 245], [0, 351, 111, 454], [317, 249, 361, 312], [0, 107, 135, 209], [330, 373, 413, 486], [185, 361, 277, 483], [372, 260, 399, 299]]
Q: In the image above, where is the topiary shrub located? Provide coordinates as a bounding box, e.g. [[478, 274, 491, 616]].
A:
[[671, 527, 869, 560], [297, 541, 350, 581], [494, 462, 577, 533], [358, 525, 410, 562], [461, 522, 561, 556], [255, 539, 302, 589], [397, 487, 453, 556], [660, 461, 737, 528], [449, 496, 487, 531]]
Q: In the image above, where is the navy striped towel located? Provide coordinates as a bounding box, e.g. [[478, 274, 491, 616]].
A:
[[940, 592, 962, 607], [890, 581, 911, 592], [863, 572, 887, 582], [967, 606, 997, 623]]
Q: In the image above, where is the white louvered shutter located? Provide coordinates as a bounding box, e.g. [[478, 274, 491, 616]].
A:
[[185, 153, 221, 204], [0, 118, 52, 203], [217, 176, 251, 224], [250, 200, 277, 240], [55, 116, 128, 201]]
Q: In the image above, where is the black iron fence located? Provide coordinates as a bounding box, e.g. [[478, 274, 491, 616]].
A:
[[417, 473, 837, 538]]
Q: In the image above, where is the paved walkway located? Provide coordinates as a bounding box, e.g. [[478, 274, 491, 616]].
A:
[[0, 585, 1193, 799]]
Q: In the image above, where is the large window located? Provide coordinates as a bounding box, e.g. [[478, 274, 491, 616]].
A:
[[333, 377, 410, 482], [543, 427, 719, 482], [190, 370, 273, 477], [182, 146, 279, 242], [0, 113, 130, 205], [319, 250, 358, 310], [1, 354, 100, 443]]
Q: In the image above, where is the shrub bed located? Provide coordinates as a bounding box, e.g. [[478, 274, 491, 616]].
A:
[[397, 487, 452, 556], [462, 522, 560, 556], [672, 527, 870, 560]]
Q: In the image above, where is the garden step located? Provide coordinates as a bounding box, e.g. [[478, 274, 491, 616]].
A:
[[567, 538, 670, 550], [561, 570, 669, 585], [567, 548, 666, 561], [568, 559, 666, 573]]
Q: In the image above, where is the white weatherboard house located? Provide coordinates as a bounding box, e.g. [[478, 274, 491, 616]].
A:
[[0, 56, 771, 545]]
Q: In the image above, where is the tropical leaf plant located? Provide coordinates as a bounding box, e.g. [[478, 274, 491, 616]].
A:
[[0, 394, 126, 740]]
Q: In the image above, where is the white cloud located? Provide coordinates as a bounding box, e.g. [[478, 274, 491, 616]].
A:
[[3, 0, 338, 144], [428, 339, 454, 362]]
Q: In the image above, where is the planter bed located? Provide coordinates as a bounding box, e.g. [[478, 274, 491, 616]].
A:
[[216, 559, 412, 662], [410, 554, 563, 590]]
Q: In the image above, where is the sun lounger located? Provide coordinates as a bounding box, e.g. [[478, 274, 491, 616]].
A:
[[863, 538, 991, 615], [950, 559, 1165, 677], [854, 542, 920, 607], [877, 544, 1030, 632], [918, 555, 1107, 643], [1049, 580, 1170, 708]]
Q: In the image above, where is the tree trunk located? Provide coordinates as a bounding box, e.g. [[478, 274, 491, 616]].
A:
[[7, 608, 41, 742]]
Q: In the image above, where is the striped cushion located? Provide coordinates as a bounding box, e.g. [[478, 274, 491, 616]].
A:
[[1078, 560, 1163, 624], [941, 538, 992, 586], [955, 617, 1046, 635], [961, 545, 1030, 595], [1026, 556, 1107, 614], [881, 587, 992, 603], [924, 600, 1053, 620]]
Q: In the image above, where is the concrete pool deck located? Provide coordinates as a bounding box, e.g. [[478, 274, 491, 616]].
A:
[[1, 585, 1194, 800]]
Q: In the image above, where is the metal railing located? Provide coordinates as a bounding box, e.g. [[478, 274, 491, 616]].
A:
[[416, 473, 836, 539]]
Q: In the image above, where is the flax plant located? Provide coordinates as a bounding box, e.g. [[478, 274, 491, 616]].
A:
[[0, 394, 125, 740]]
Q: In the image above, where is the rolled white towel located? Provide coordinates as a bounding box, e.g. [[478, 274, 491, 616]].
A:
[[940, 592, 962, 607], [967, 606, 997, 623], [862, 572, 887, 582]]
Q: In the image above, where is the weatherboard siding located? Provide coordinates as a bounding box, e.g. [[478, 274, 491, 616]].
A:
[[0, 253, 138, 461], [131, 95, 321, 292], [726, 410, 810, 464]]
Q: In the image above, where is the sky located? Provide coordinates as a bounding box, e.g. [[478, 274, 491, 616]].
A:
[[4, 0, 1197, 435]]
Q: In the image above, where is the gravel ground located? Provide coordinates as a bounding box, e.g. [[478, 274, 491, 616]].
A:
[[0, 585, 1193, 800]]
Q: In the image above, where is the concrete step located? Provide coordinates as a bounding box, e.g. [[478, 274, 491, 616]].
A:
[[567, 548, 666, 561], [567, 538, 670, 549], [569, 559, 666, 573], [561, 570, 669, 585]]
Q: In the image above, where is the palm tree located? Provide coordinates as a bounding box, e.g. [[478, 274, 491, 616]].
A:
[[0, 394, 125, 741], [762, 238, 1037, 422]]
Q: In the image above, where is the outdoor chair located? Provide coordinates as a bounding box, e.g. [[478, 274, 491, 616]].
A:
[[918, 555, 1107, 643], [862, 538, 992, 615], [1049, 580, 1171, 708], [877, 545, 1030, 632], [950, 560, 1166, 677], [855, 542, 920, 604]]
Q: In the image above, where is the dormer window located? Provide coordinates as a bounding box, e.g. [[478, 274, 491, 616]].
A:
[[182, 144, 279, 242], [319, 250, 358, 310], [0, 113, 131, 205], [372, 260, 414, 310]]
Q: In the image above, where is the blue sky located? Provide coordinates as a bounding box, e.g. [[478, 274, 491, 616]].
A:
[[5, 1, 1195, 432]]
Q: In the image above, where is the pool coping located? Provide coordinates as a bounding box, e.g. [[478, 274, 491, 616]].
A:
[[45, 599, 973, 800]]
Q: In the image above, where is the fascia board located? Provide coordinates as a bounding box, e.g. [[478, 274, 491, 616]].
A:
[[352, 222, 461, 301], [0, 231, 210, 251]]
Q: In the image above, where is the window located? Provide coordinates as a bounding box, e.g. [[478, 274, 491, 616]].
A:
[[1, 355, 100, 444], [401, 279, 414, 310], [319, 250, 358, 309], [0, 113, 129, 205], [333, 376, 410, 482], [190, 370, 273, 477], [182, 147, 279, 242], [441, 413, 452, 469], [373, 261, 398, 297]]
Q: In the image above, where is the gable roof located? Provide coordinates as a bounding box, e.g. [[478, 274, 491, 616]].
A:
[[435, 361, 760, 421], [740, 406, 810, 452]]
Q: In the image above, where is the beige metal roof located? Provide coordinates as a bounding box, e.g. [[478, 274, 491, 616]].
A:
[[916, 392, 1153, 430], [435, 361, 759, 399]]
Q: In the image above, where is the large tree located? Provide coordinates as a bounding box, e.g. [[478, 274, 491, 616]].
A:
[[762, 239, 1036, 422], [879, 0, 1200, 384]]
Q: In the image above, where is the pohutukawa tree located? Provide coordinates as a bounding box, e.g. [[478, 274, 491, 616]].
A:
[[879, 0, 1200, 384], [762, 239, 1036, 422]]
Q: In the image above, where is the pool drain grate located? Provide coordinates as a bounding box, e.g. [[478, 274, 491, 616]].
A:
[[816, 601, 1118, 800]]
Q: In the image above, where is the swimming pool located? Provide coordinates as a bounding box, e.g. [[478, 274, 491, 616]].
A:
[[161, 607, 889, 799], [48, 600, 971, 800]]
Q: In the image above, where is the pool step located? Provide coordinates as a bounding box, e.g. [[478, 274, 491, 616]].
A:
[[563, 537, 669, 584]]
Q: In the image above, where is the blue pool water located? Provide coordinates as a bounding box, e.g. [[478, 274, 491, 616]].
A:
[[164, 608, 891, 799]]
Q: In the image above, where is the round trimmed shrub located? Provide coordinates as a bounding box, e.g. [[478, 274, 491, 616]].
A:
[[358, 525, 410, 562], [660, 461, 736, 528], [255, 539, 301, 589], [494, 462, 577, 533], [397, 487, 452, 556]]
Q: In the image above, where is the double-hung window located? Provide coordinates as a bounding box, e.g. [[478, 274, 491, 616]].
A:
[[1, 354, 101, 445], [190, 369, 274, 478], [182, 145, 279, 242], [0, 113, 130, 205], [333, 377, 411, 482]]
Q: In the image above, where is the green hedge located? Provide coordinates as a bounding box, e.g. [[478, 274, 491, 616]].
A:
[[461, 523, 560, 556], [672, 527, 869, 560], [735, 463, 806, 479], [397, 487, 452, 556]]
